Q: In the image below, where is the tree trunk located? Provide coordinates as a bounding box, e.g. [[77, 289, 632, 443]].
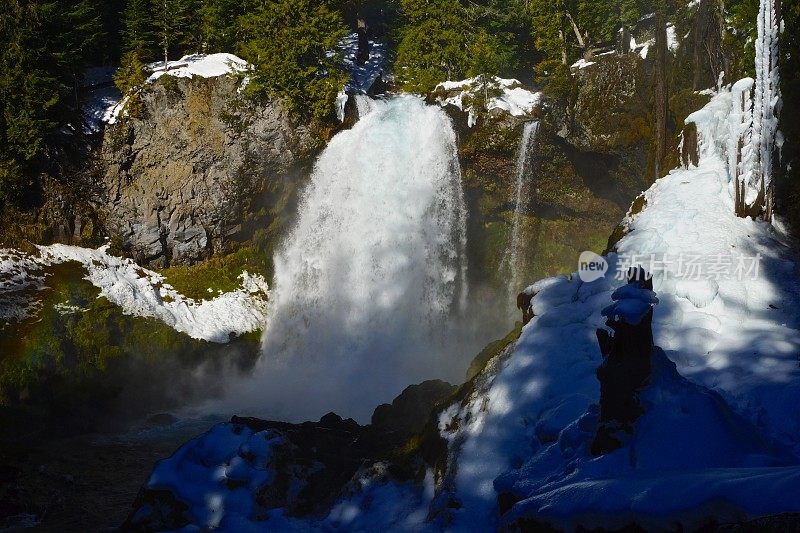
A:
[[654, 4, 669, 182], [163, 0, 169, 70], [692, 0, 725, 90], [566, 13, 586, 49]]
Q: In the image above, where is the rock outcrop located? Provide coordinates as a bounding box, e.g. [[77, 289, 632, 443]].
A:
[[101, 75, 317, 267]]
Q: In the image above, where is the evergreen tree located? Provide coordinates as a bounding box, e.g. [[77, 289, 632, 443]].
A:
[[466, 0, 531, 76], [237, 0, 348, 120], [467, 29, 508, 109], [395, 0, 473, 93], [114, 50, 148, 120], [1, 0, 103, 206], [200, 0, 244, 53], [154, 0, 195, 67], [578, 0, 641, 46], [529, 0, 575, 100], [122, 0, 157, 58]]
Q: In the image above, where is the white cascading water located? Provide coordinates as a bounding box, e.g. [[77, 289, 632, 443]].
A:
[[219, 96, 471, 422], [355, 94, 376, 119], [502, 121, 539, 299]]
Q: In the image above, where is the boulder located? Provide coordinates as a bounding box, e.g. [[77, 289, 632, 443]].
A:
[[371, 379, 456, 438]]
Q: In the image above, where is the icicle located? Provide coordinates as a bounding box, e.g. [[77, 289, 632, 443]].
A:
[[749, 0, 781, 208]]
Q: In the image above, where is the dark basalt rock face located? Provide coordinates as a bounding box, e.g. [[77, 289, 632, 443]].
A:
[[101, 75, 318, 268]]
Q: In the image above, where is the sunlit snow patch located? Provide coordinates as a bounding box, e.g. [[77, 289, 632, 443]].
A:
[[0, 244, 268, 342]]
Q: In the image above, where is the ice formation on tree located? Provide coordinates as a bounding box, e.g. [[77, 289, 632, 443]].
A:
[[750, 0, 782, 201]]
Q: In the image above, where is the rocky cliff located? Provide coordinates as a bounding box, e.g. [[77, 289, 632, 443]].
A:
[[101, 75, 318, 267]]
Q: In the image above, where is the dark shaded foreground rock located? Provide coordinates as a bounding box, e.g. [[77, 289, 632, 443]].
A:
[[371, 380, 457, 439], [123, 380, 455, 530]]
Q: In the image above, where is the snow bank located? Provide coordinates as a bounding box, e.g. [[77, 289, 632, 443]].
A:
[[133, 423, 283, 529], [496, 350, 800, 531], [434, 77, 541, 127], [0, 244, 268, 342], [571, 58, 596, 69], [339, 33, 389, 95]]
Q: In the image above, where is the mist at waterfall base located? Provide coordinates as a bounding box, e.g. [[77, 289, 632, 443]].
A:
[[207, 96, 507, 423]]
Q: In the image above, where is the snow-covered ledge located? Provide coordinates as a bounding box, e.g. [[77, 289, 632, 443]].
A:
[[433, 77, 541, 127]]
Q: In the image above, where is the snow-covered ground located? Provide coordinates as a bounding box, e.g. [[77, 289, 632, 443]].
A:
[[131, 77, 800, 530], [0, 245, 269, 343], [335, 33, 390, 121], [435, 77, 541, 127], [0, 249, 47, 325]]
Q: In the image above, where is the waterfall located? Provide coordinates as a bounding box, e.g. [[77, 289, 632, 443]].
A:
[[220, 96, 470, 423], [503, 121, 539, 299], [354, 94, 376, 118]]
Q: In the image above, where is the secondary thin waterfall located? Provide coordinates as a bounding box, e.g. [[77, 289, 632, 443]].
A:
[[503, 121, 539, 299], [221, 96, 469, 423]]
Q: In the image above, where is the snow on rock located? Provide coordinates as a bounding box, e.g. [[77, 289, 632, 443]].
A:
[[133, 423, 283, 530], [0, 244, 268, 342], [147, 53, 249, 84], [37, 244, 268, 343], [434, 77, 541, 127], [496, 350, 800, 531], [571, 58, 597, 69], [84, 86, 122, 132], [602, 284, 659, 325], [80, 66, 122, 133]]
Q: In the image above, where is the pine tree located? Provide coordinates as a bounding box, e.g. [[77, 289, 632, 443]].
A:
[[467, 30, 507, 110], [201, 0, 244, 53], [395, 0, 473, 93], [237, 0, 348, 120], [122, 0, 157, 58], [577, 0, 640, 47], [529, 0, 575, 100], [48, 0, 105, 112], [154, 0, 195, 67], [1, 0, 103, 206], [114, 50, 148, 120]]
